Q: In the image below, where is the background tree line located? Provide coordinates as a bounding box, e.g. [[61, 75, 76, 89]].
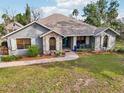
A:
[[0, 4, 43, 36], [0, 0, 124, 36], [72, 0, 124, 32]]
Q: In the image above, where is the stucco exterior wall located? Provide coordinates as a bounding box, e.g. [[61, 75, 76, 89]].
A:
[[94, 29, 116, 51], [43, 32, 63, 54], [6, 23, 49, 55]]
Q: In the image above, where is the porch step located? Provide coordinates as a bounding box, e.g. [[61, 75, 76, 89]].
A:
[[64, 49, 71, 52]]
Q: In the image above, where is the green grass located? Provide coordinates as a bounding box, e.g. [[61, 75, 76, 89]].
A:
[[0, 53, 124, 93], [0, 39, 124, 93]]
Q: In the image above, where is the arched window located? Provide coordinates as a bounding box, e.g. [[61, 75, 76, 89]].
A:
[[103, 35, 108, 48], [49, 37, 56, 50]]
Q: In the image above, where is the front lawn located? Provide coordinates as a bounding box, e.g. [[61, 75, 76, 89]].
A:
[[0, 53, 124, 93]]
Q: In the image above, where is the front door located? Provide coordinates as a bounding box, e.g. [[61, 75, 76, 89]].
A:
[[49, 37, 56, 50]]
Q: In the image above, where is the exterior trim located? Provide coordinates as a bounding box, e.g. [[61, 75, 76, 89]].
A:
[[40, 30, 64, 38], [94, 28, 120, 36]]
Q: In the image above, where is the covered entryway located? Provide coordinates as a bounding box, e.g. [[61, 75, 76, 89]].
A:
[[49, 37, 56, 50], [103, 35, 109, 48], [41, 31, 63, 54]]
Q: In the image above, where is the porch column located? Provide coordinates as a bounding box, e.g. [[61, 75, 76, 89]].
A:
[[86, 36, 90, 45], [73, 36, 77, 50]]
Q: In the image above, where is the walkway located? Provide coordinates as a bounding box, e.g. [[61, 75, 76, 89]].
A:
[[0, 52, 79, 68]]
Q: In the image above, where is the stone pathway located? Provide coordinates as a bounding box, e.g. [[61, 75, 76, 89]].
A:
[[0, 52, 79, 68]]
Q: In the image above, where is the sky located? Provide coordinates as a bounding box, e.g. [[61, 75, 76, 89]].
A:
[[0, 0, 123, 22]]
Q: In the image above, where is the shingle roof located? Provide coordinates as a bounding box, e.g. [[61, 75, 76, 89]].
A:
[[37, 14, 97, 36], [2, 14, 119, 39]]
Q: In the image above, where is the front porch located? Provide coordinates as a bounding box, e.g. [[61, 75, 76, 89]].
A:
[[62, 36, 94, 51]]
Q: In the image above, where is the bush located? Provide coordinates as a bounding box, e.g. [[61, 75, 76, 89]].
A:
[[55, 51, 65, 57], [77, 48, 91, 52], [27, 45, 40, 57], [1, 55, 22, 62], [114, 48, 124, 53]]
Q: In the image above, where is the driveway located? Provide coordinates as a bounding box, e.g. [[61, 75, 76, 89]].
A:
[[0, 52, 79, 68]]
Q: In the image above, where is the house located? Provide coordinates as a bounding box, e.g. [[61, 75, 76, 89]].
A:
[[4, 22, 23, 33], [1, 14, 119, 56]]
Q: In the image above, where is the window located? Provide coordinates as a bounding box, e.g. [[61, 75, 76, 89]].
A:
[[77, 36, 86, 44], [16, 38, 31, 49]]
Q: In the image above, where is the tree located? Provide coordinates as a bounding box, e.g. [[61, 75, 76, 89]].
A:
[[83, 0, 120, 30], [31, 8, 43, 21], [15, 4, 31, 25], [83, 2, 101, 26], [107, 0, 119, 29], [25, 4, 31, 23], [97, 0, 108, 25], [0, 24, 5, 35], [72, 9, 79, 19], [2, 14, 11, 25], [15, 13, 27, 25]]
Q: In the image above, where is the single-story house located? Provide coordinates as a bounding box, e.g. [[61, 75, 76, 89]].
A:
[[1, 14, 119, 55]]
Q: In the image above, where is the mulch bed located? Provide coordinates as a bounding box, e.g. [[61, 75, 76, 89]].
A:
[[18, 55, 55, 61], [77, 51, 114, 57]]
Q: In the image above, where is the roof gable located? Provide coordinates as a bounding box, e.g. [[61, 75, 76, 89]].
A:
[[1, 21, 51, 39], [94, 27, 120, 36]]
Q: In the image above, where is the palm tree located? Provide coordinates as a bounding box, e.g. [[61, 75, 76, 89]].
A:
[[72, 9, 79, 19]]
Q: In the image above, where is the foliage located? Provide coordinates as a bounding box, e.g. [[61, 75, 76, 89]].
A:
[[31, 8, 43, 21], [15, 4, 31, 25], [0, 24, 5, 35], [113, 39, 124, 53], [114, 48, 124, 53], [83, 2, 101, 27], [15, 13, 27, 25], [2, 13, 11, 25], [1, 55, 22, 62], [25, 4, 31, 23], [55, 51, 65, 57], [77, 48, 91, 52], [72, 9, 79, 19], [83, 0, 120, 30], [27, 45, 40, 57]]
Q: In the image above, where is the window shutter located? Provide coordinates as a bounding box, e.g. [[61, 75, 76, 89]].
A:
[[31, 38, 36, 45], [11, 39, 17, 50]]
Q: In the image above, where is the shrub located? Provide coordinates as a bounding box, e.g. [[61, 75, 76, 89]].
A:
[[77, 48, 91, 52], [114, 48, 124, 53], [27, 45, 40, 57], [1, 55, 22, 62], [55, 51, 65, 57]]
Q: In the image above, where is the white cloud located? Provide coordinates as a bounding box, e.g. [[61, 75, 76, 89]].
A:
[[56, 0, 97, 9], [40, 6, 72, 18], [39, 0, 98, 18]]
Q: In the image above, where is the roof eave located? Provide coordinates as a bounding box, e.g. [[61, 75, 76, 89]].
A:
[[40, 30, 64, 38], [94, 27, 120, 36]]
